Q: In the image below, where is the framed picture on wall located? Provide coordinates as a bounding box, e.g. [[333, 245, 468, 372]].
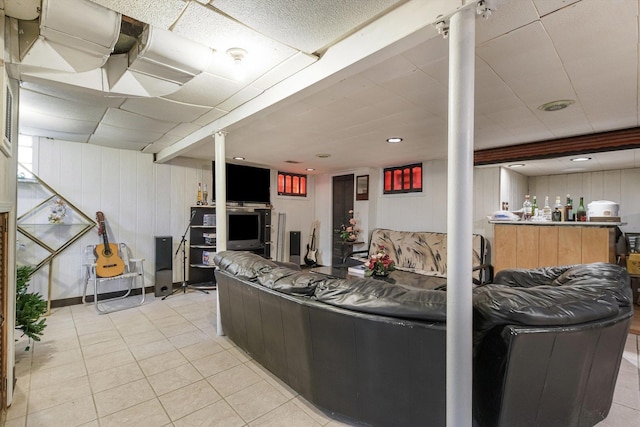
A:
[[356, 175, 369, 200]]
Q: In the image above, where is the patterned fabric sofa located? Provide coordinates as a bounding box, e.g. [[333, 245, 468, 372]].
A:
[[345, 228, 492, 284]]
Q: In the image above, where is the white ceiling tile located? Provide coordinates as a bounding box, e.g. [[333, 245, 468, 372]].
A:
[[88, 134, 150, 150], [89, 0, 187, 30], [167, 123, 203, 138], [92, 121, 164, 143], [101, 109, 175, 132], [216, 85, 264, 111], [532, 0, 581, 16], [213, 0, 407, 54], [19, 108, 97, 134], [120, 96, 210, 123], [19, 126, 91, 143], [173, 2, 298, 66], [193, 108, 228, 126], [164, 72, 242, 107]]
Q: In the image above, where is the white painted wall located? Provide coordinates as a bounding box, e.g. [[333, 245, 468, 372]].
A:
[[529, 168, 640, 234], [23, 138, 318, 299], [22, 136, 640, 301]]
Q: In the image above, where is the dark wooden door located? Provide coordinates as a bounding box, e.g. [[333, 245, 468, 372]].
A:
[[332, 174, 354, 266]]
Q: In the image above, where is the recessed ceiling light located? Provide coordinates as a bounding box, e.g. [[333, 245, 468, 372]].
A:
[[508, 163, 525, 168], [233, 156, 245, 160], [316, 153, 331, 158], [387, 137, 403, 143], [285, 160, 301, 164], [570, 156, 591, 162], [306, 168, 315, 171], [538, 100, 575, 112]]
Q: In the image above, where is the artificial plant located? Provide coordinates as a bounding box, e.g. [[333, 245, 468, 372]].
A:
[[16, 265, 47, 344]]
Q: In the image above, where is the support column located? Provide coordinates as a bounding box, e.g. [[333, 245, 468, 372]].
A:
[[446, 6, 475, 427], [214, 131, 227, 336]]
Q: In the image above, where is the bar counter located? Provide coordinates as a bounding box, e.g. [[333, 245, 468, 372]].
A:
[[490, 220, 623, 273]]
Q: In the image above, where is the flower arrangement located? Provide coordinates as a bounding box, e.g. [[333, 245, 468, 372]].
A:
[[48, 199, 67, 224], [365, 247, 396, 277], [337, 210, 360, 241]]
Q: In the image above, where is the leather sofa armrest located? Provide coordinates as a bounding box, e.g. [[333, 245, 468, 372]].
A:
[[473, 263, 494, 286]]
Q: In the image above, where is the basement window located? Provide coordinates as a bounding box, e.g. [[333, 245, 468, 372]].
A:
[[277, 171, 307, 196], [383, 163, 422, 194]]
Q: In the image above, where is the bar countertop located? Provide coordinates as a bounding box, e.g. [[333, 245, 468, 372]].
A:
[[489, 220, 625, 226]]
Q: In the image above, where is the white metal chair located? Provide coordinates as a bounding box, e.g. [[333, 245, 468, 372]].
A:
[[82, 243, 146, 314]]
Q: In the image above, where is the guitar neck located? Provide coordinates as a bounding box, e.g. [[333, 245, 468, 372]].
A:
[[100, 220, 113, 255]]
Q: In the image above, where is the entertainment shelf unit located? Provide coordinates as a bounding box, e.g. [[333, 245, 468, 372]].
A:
[[188, 205, 272, 287]]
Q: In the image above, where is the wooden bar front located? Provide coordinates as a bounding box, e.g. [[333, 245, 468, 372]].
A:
[[492, 222, 619, 273]]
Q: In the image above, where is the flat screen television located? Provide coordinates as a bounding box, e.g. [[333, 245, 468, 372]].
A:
[[212, 162, 270, 204], [227, 211, 262, 250]]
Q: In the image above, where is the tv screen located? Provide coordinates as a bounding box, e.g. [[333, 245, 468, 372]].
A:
[[228, 213, 260, 241], [212, 162, 270, 204]]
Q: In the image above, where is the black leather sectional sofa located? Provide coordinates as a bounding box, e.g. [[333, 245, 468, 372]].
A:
[[213, 251, 633, 427]]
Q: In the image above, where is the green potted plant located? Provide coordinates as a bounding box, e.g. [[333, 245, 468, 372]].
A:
[[16, 265, 47, 349]]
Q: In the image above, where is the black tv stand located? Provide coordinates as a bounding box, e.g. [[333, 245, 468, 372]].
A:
[[188, 206, 272, 286]]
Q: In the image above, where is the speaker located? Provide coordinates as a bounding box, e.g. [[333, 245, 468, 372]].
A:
[[155, 236, 173, 297], [290, 231, 301, 265]]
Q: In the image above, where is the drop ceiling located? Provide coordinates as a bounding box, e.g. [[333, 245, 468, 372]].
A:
[[5, 0, 640, 176]]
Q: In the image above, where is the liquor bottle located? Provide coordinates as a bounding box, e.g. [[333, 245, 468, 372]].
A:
[[202, 183, 208, 205], [565, 194, 574, 222], [542, 196, 552, 221], [576, 197, 587, 222], [197, 182, 203, 205], [523, 195, 532, 220], [554, 196, 564, 221], [531, 196, 538, 218]]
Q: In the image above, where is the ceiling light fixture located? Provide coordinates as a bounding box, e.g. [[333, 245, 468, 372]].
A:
[[233, 156, 245, 160], [306, 168, 315, 171], [570, 156, 591, 162], [508, 163, 525, 168], [316, 153, 331, 158], [387, 137, 403, 143], [226, 47, 247, 80], [538, 100, 575, 112]]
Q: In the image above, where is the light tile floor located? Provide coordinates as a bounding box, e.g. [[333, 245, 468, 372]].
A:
[[3, 291, 640, 427]]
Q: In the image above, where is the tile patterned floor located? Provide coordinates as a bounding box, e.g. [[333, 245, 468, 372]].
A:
[[3, 291, 640, 427]]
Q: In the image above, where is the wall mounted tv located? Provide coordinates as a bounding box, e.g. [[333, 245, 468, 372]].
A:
[[211, 162, 271, 204]]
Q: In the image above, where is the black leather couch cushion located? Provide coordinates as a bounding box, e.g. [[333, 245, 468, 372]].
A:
[[213, 251, 278, 279], [473, 284, 620, 328], [257, 267, 325, 296], [314, 277, 447, 321]]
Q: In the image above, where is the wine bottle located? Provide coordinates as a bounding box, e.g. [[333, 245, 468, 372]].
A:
[[554, 196, 564, 221], [542, 196, 552, 221], [197, 182, 203, 205], [576, 197, 587, 222], [523, 195, 532, 221], [202, 183, 208, 205], [531, 196, 538, 218], [565, 194, 573, 222]]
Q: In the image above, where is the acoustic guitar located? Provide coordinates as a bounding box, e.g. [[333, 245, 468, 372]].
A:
[[304, 221, 318, 266], [95, 211, 125, 278]]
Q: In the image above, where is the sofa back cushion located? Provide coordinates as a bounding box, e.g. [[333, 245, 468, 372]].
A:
[[367, 228, 486, 278], [314, 277, 447, 321]]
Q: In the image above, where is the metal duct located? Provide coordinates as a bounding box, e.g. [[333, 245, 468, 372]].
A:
[[19, 0, 121, 73]]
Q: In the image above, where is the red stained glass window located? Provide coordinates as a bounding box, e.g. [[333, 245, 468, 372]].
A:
[[384, 170, 392, 191], [383, 163, 423, 194], [277, 172, 308, 197]]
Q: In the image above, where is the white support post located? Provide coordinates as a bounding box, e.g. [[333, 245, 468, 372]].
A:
[[214, 131, 227, 336], [446, 6, 475, 427]]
